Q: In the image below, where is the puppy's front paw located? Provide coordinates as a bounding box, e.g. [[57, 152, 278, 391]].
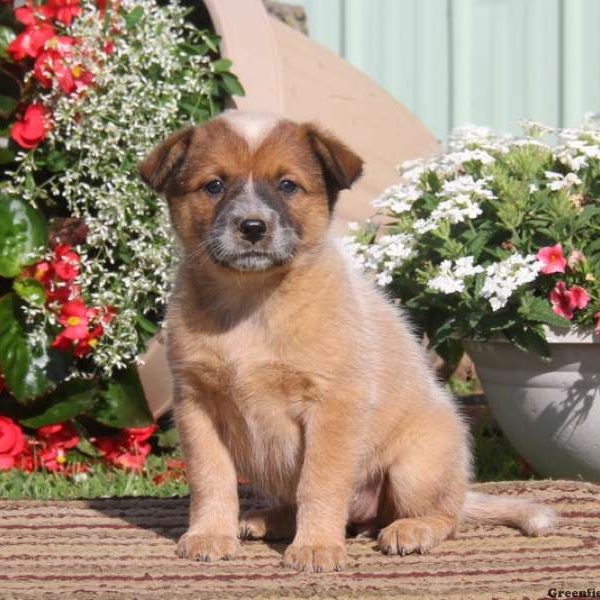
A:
[[282, 542, 346, 573], [377, 518, 446, 556], [176, 531, 239, 562]]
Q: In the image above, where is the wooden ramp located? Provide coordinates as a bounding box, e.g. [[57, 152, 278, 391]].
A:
[[0, 480, 598, 599]]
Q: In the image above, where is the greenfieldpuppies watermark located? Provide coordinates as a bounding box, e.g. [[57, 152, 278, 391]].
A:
[[548, 589, 600, 598]]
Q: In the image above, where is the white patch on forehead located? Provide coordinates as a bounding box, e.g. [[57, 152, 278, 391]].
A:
[[219, 109, 281, 149]]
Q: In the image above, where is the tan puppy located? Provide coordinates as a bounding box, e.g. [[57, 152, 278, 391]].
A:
[[140, 110, 555, 573]]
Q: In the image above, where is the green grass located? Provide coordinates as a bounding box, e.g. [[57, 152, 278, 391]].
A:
[[0, 423, 534, 500], [0, 453, 188, 500]]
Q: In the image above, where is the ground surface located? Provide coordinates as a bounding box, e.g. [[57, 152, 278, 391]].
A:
[[0, 480, 597, 599]]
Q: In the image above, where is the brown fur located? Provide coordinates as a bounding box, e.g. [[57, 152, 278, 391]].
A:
[[140, 110, 555, 573]]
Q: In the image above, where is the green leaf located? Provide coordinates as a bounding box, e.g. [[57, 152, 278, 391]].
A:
[[123, 6, 143, 28], [0, 138, 15, 165], [0, 194, 48, 278], [135, 313, 158, 335], [201, 32, 219, 53], [0, 293, 70, 401], [435, 338, 464, 370], [13, 278, 46, 306], [157, 426, 179, 449], [76, 436, 101, 457], [212, 58, 232, 73], [19, 379, 98, 428], [507, 326, 552, 361], [0, 25, 15, 60], [43, 150, 69, 173], [0, 94, 16, 119], [518, 293, 571, 328], [218, 72, 245, 97], [93, 367, 154, 428]]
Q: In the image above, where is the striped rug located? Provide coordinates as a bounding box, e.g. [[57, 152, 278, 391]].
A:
[[0, 480, 598, 599]]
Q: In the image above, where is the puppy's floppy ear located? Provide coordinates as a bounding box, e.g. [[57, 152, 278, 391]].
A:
[[303, 124, 364, 204], [139, 126, 194, 194]]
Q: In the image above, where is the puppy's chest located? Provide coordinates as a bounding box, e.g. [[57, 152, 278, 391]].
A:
[[190, 328, 313, 486]]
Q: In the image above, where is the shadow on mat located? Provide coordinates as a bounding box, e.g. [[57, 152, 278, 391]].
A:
[[85, 486, 272, 543]]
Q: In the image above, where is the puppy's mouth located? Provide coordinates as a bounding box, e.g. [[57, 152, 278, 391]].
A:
[[208, 248, 289, 272], [224, 251, 284, 272]]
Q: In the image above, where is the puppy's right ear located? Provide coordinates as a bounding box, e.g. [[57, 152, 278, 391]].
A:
[[139, 127, 194, 194]]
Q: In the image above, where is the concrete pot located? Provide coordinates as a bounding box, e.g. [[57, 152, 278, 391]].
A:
[[465, 328, 600, 481]]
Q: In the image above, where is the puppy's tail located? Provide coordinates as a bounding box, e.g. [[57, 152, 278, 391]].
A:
[[461, 491, 557, 536]]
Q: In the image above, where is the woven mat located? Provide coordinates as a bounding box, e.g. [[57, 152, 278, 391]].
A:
[[0, 480, 598, 599]]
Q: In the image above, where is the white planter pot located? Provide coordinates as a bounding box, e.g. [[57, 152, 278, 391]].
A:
[[465, 328, 600, 481]]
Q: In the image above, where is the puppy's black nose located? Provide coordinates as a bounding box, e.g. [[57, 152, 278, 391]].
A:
[[239, 219, 267, 243]]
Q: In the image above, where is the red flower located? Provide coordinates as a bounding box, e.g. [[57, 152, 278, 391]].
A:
[[124, 425, 157, 444], [537, 243, 567, 275], [549, 282, 590, 320], [57, 298, 89, 340], [39, 446, 68, 471], [114, 452, 146, 472], [37, 422, 80, 449], [47, 0, 82, 26], [94, 425, 155, 471], [595, 312, 600, 337], [550, 282, 574, 320], [72, 323, 103, 357], [11, 103, 50, 149], [0, 416, 25, 471], [52, 244, 80, 281], [15, 4, 56, 26], [34, 41, 93, 95], [8, 23, 56, 61]]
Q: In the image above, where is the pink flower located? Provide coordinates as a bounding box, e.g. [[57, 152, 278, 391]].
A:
[[595, 312, 600, 336], [549, 282, 590, 320], [567, 250, 585, 269], [538, 243, 567, 275], [568, 285, 590, 310], [550, 282, 574, 319]]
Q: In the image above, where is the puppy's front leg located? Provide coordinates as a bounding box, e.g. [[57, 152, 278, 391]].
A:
[[283, 394, 360, 573], [174, 389, 240, 562]]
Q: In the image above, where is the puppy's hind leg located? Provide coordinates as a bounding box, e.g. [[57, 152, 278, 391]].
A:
[[376, 408, 471, 556], [239, 505, 296, 541]]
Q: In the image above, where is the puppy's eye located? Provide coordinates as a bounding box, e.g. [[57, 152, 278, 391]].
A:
[[204, 179, 225, 196], [278, 179, 298, 195]]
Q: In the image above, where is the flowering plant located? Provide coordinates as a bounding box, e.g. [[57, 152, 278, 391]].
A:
[[0, 412, 158, 472], [348, 118, 600, 362], [0, 0, 242, 432]]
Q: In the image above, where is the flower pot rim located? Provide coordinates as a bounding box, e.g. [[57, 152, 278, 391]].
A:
[[465, 325, 599, 345]]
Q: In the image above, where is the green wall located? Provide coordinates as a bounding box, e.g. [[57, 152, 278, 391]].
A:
[[289, 0, 600, 143]]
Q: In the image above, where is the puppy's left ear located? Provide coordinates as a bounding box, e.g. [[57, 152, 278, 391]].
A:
[[303, 124, 364, 205], [139, 126, 194, 195]]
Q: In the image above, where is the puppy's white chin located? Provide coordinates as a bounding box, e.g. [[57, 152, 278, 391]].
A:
[[227, 253, 277, 272]]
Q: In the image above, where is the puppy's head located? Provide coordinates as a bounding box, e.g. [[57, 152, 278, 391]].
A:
[[140, 110, 363, 273]]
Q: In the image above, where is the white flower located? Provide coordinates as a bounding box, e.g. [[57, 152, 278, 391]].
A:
[[375, 271, 393, 287], [347, 221, 360, 232], [372, 185, 420, 213], [427, 256, 483, 294], [481, 254, 542, 311], [544, 171, 582, 191]]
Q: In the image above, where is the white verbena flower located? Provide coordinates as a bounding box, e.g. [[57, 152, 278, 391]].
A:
[[427, 256, 483, 294], [481, 254, 543, 311], [544, 171, 582, 191]]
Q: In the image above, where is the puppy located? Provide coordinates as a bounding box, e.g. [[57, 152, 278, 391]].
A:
[[140, 110, 555, 573]]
